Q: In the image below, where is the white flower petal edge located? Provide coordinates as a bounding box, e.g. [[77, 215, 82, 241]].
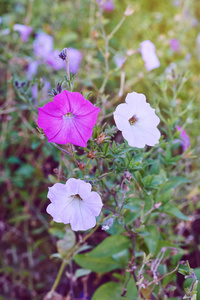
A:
[[46, 178, 103, 231], [113, 91, 161, 148]]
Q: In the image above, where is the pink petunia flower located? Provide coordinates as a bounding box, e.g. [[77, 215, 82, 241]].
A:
[[13, 24, 32, 42], [177, 126, 190, 151], [140, 40, 160, 71], [37, 90, 100, 147], [47, 178, 103, 231], [113, 91, 160, 148]]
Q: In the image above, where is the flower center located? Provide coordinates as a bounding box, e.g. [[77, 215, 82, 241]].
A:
[[63, 112, 74, 119], [72, 194, 82, 201], [129, 115, 138, 125]]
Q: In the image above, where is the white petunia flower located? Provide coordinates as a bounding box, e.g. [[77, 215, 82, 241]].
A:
[[113, 91, 161, 148], [140, 40, 160, 71], [47, 178, 103, 231]]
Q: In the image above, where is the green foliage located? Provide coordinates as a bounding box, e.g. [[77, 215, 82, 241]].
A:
[[74, 235, 130, 273], [1, 0, 200, 298]]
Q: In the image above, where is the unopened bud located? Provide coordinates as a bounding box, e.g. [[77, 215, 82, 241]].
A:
[[127, 49, 135, 56], [96, 133, 105, 144], [91, 30, 99, 39], [88, 151, 95, 159], [59, 49, 67, 61], [124, 5, 134, 17], [154, 202, 162, 209], [124, 171, 132, 181], [78, 162, 85, 170], [53, 168, 58, 174], [102, 217, 114, 231]]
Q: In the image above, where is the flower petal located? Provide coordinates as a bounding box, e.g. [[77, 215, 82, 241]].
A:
[[47, 183, 72, 222], [82, 191, 103, 216], [134, 123, 161, 146], [65, 178, 79, 195], [69, 199, 97, 231], [47, 117, 90, 146], [125, 92, 146, 114], [122, 126, 146, 148], [47, 183, 69, 203], [77, 180, 92, 199], [54, 90, 95, 115], [38, 105, 63, 140]]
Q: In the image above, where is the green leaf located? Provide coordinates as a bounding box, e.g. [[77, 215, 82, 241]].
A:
[[73, 255, 122, 273], [57, 229, 76, 258], [162, 204, 189, 220], [91, 282, 123, 300], [74, 268, 91, 278], [91, 276, 138, 300], [15, 164, 35, 178], [9, 214, 30, 224], [88, 235, 130, 257], [124, 272, 138, 299], [163, 176, 189, 193], [143, 225, 159, 255]]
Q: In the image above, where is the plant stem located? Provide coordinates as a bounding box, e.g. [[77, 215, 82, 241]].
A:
[[108, 16, 126, 40], [48, 260, 67, 299], [52, 143, 72, 157], [48, 225, 99, 299], [98, 9, 109, 94], [64, 48, 70, 81]]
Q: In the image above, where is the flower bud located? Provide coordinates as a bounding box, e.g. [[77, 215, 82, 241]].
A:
[[96, 133, 105, 144], [59, 49, 67, 61], [102, 217, 114, 231], [127, 49, 135, 56], [91, 30, 99, 39], [124, 5, 134, 17], [78, 162, 85, 170], [88, 151, 95, 159], [124, 171, 132, 181]]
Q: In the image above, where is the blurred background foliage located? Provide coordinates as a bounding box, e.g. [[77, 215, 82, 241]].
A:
[[1, 0, 200, 299]]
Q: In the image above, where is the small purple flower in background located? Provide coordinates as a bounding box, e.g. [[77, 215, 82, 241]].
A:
[[140, 40, 160, 71], [177, 126, 190, 151], [172, 0, 181, 7], [96, 0, 115, 12], [33, 32, 53, 58], [27, 61, 39, 80], [67, 48, 82, 74], [32, 81, 51, 104], [13, 24, 32, 42], [46, 49, 65, 71], [113, 91, 160, 148], [37, 90, 100, 147], [113, 54, 126, 67], [191, 18, 198, 27], [47, 178, 103, 231], [170, 38, 180, 52]]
